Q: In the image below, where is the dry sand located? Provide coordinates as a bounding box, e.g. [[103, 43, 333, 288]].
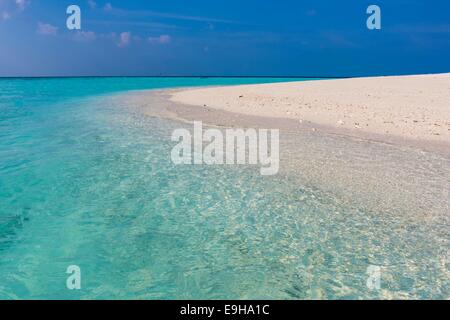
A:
[[170, 73, 450, 147]]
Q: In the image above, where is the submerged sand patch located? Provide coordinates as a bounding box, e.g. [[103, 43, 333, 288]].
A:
[[121, 88, 449, 222]]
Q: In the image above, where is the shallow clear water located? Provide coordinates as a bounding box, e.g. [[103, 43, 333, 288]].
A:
[[0, 78, 448, 299]]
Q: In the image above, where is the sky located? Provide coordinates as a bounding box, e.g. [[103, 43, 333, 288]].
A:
[[0, 0, 449, 77]]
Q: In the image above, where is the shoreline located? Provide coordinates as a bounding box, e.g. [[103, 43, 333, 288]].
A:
[[163, 73, 449, 155], [126, 88, 449, 221], [133, 88, 450, 156]]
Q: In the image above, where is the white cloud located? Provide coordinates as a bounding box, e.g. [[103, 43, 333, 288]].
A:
[[0, 0, 28, 21], [1, 11, 11, 20], [37, 22, 58, 36], [101, 32, 117, 40], [117, 31, 130, 47], [104, 2, 112, 11], [148, 34, 171, 44], [73, 30, 96, 42], [87, 0, 96, 9], [99, 4, 239, 25], [15, 0, 29, 11]]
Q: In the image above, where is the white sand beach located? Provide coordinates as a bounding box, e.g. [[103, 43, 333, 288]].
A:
[[171, 73, 450, 146]]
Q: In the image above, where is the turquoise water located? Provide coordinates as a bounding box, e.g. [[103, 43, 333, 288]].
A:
[[0, 78, 448, 299]]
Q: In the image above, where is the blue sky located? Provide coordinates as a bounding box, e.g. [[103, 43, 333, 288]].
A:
[[0, 0, 449, 76]]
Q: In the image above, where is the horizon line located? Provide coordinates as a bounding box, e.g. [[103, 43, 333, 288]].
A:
[[1, 71, 448, 79], [0, 75, 348, 79]]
